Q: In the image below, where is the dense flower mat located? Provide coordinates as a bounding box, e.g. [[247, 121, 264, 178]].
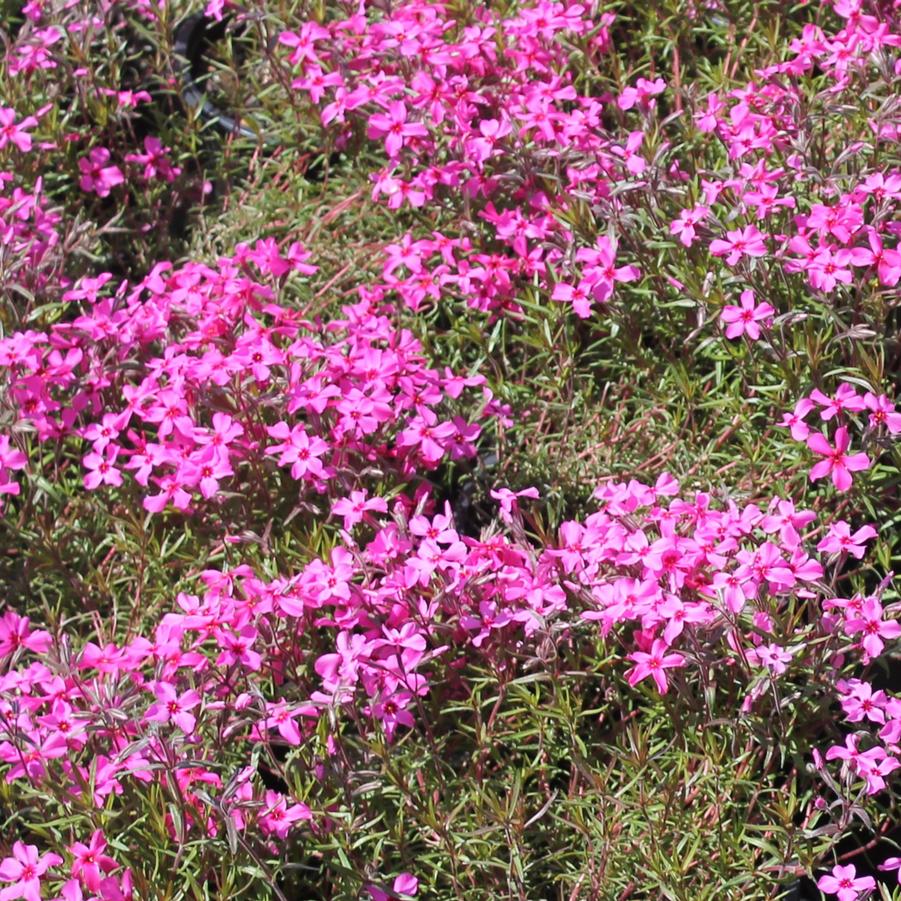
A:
[[0, 0, 900, 898]]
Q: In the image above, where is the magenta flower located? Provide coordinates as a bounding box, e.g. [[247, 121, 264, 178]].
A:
[[259, 790, 312, 840], [625, 639, 686, 694], [810, 383, 866, 420], [144, 682, 202, 734], [0, 842, 62, 901], [77, 147, 124, 197], [69, 831, 117, 892], [863, 391, 901, 434], [669, 205, 709, 247], [367, 873, 419, 901], [780, 398, 815, 441], [719, 289, 775, 340], [618, 76, 666, 111], [849, 229, 901, 287], [490, 486, 540, 523], [367, 101, 428, 158], [0, 108, 37, 153], [332, 489, 388, 531], [265, 422, 329, 480], [816, 863, 875, 901], [807, 427, 870, 491], [125, 135, 181, 183], [709, 225, 768, 265], [82, 447, 123, 490], [817, 521, 877, 558], [181, 449, 234, 499], [845, 597, 901, 658], [0, 610, 51, 658], [879, 857, 901, 885]]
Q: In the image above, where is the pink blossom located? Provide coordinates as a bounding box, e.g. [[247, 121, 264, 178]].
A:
[[625, 639, 686, 694], [0, 842, 62, 901], [0, 610, 51, 658], [709, 225, 768, 265], [863, 392, 901, 433], [845, 597, 901, 658], [332, 490, 388, 531], [69, 831, 117, 892], [817, 521, 877, 558], [669, 205, 709, 247], [125, 136, 181, 183], [367, 102, 429, 158], [78, 147, 124, 197], [490, 486, 540, 523], [82, 447, 123, 490], [817, 864, 875, 901], [807, 427, 870, 492], [618, 77, 666, 111], [719, 289, 775, 340], [368, 873, 419, 901], [810, 384, 866, 421], [0, 108, 37, 153], [780, 398, 815, 441], [849, 229, 901, 286], [144, 682, 202, 734]]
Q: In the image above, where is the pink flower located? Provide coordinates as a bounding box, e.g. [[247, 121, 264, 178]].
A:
[[719, 290, 775, 340], [808, 246, 853, 293], [144, 682, 202, 734], [260, 701, 316, 746], [397, 413, 457, 464], [125, 135, 181, 183], [143, 475, 192, 514], [845, 597, 901, 658], [552, 279, 594, 318], [879, 857, 901, 885], [816, 863, 875, 901], [840, 681, 887, 724], [0, 610, 51, 658], [332, 490, 388, 531], [0, 842, 63, 901], [265, 422, 329, 480], [367, 873, 419, 901], [817, 521, 877, 558], [849, 229, 901, 287], [810, 384, 866, 420], [669, 205, 709, 247], [610, 131, 646, 175], [83, 447, 123, 490], [807, 427, 870, 492], [750, 643, 793, 675], [259, 790, 312, 839], [780, 398, 815, 441], [574, 236, 640, 304], [618, 77, 666, 111], [709, 225, 768, 265], [0, 108, 37, 153], [181, 449, 234, 499], [490, 486, 540, 523], [78, 147, 124, 197], [367, 102, 428, 158], [69, 831, 117, 892], [625, 639, 686, 694], [863, 392, 901, 434]]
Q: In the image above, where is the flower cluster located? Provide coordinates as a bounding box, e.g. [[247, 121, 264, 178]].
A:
[[0, 0, 900, 896]]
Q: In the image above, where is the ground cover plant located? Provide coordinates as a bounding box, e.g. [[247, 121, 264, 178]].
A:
[[0, 0, 900, 898]]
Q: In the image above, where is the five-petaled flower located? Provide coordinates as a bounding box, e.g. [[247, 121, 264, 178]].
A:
[[720, 289, 775, 340], [816, 863, 875, 901], [807, 427, 870, 492], [625, 639, 686, 694], [144, 682, 202, 734]]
